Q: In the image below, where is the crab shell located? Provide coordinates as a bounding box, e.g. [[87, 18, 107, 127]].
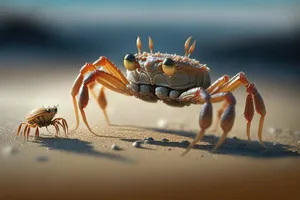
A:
[[25, 107, 57, 127], [126, 52, 211, 90]]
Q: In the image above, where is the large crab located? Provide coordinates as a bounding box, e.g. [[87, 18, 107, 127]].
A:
[[70, 36, 266, 154]]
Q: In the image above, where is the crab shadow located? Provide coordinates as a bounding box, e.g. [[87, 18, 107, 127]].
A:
[[37, 137, 134, 163], [114, 125, 299, 158]]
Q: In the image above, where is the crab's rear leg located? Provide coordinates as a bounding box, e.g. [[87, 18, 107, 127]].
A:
[[78, 70, 131, 136], [212, 72, 266, 146]]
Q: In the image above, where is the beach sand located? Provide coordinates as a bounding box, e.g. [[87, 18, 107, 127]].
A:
[[0, 63, 299, 199]]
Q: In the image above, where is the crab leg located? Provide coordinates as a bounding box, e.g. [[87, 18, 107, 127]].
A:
[[246, 84, 266, 147], [181, 89, 212, 156], [206, 75, 230, 132], [211, 101, 227, 133], [16, 122, 27, 137], [210, 72, 266, 147], [56, 120, 67, 136], [211, 72, 248, 94], [71, 63, 97, 131], [206, 75, 229, 93], [244, 94, 254, 142], [23, 125, 29, 138], [54, 118, 69, 134], [71, 58, 131, 131], [77, 71, 131, 136], [89, 86, 110, 125], [212, 92, 236, 152], [53, 122, 60, 137], [93, 56, 129, 85], [181, 91, 237, 155], [26, 126, 31, 141], [35, 127, 39, 140]]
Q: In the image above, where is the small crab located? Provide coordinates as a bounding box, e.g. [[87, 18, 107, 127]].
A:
[[70, 36, 266, 154], [16, 105, 69, 140]]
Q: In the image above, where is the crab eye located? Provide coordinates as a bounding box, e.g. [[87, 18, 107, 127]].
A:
[[54, 108, 58, 112], [47, 109, 51, 113], [124, 53, 137, 71], [162, 58, 176, 76]]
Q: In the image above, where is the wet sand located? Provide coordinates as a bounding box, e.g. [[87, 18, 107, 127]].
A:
[[0, 65, 299, 199]]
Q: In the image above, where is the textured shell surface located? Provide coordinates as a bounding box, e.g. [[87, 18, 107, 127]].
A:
[[126, 52, 211, 90], [25, 107, 57, 125]]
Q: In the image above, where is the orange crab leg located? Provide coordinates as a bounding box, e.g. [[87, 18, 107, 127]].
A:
[[212, 93, 236, 152], [71, 63, 97, 131], [56, 120, 67, 136], [77, 71, 131, 136], [16, 122, 27, 137], [247, 84, 266, 147], [206, 75, 229, 93], [26, 126, 31, 141], [35, 127, 39, 140], [211, 101, 227, 133], [53, 118, 68, 136], [182, 89, 212, 156], [53, 122, 60, 136], [23, 125, 28, 138], [210, 72, 266, 147], [89, 85, 110, 125], [93, 56, 129, 85], [182, 90, 237, 155], [244, 94, 254, 142], [53, 118, 69, 134], [71, 58, 131, 131], [211, 72, 249, 94]]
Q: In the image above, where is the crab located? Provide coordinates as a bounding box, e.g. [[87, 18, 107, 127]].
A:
[[16, 105, 69, 140], [70, 36, 266, 154]]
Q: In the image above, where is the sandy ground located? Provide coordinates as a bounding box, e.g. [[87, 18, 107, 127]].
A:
[[0, 64, 299, 199]]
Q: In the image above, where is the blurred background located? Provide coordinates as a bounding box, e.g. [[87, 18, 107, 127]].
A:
[[0, 0, 299, 127], [0, 0, 299, 71]]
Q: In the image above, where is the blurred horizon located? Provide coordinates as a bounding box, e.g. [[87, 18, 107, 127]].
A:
[[0, 0, 299, 79]]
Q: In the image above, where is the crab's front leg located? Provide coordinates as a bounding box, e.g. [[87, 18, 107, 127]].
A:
[[71, 63, 97, 131], [181, 89, 213, 156], [51, 118, 69, 136], [76, 70, 131, 136], [71, 57, 130, 131]]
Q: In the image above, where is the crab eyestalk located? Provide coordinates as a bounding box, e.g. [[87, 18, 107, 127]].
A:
[[136, 36, 142, 54], [149, 36, 154, 53]]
